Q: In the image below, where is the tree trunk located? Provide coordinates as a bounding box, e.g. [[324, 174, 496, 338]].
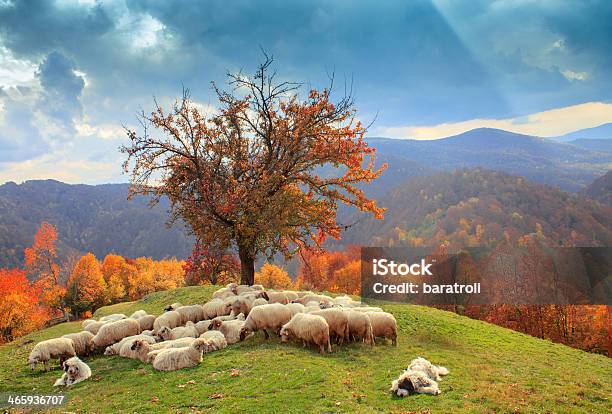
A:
[[238, 244, 255, 285]]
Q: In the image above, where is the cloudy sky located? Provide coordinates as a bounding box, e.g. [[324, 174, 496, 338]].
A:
[[1, 0, 611, 184]]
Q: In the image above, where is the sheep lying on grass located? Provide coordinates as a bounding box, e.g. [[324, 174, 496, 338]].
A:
[[174, 305, 205, 324], [28, 338, 76, 371], [62, 331, 95, 356], [209, 318, 249, 344], [93, 318, 141, 348], [83, 320, 107, 335], [239, 303, 292, 340], [127, 337, 197, 362], [367, 312, 397, 346], [157, 321, 198, 341], [202, 298, 232, 319], [99, 313, 127, 322], [53, 357, 91, 387], [129, 310, 148, 319], [199, 330, 228, 352], [390, 357, 449, 396], [104, 334, 157, 356], [280, 313, 331, 354], [151, 338, 210, 371]]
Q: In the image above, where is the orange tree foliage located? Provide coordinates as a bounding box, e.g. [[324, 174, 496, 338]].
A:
[[24, 222, 65, 314], [296, 246, 360, 293], [126, 257, 185, 300], [183, 244, 239, 285], [255, 262, 293, 289], [65, 253, 107, 316], [101, 254, 128, 302], [0, 268, 47, 342], [121, 55, 385, 285]]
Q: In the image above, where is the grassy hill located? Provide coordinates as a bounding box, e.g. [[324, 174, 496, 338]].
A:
[[0, 286, 610, 413]]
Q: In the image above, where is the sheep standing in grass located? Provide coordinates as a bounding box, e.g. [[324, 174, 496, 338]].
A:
[[83, 320, 107, 335], [262, 291, 289, 304], [28, 338, 76, 371], [280, 313, 331, 354], [82, 319, 96, 329], [93, 318, 141, 348], [202, 298, 232, 319], [281, 291, 299, 302], [153, 310, 181, 333], [163, 302, 183, 311], [137, 314, 156, 332], [367, 312, 397, 345], [309, 308, 350, 345], [174, 305, 206, 324], [150, 338, 210, 371], [62, 331, 95, 356], [212, 285, 237, 300], [129, 310, 148, 319], [209, 318, 250, 344], [286, 302, 305, 317], [158, 321, 199, 341], [345, 310, 374, 345], [239, 303, 292, 340], [53, 357, 91, 387], [99, 313, 127, 322], [296, 294, 334, 306]]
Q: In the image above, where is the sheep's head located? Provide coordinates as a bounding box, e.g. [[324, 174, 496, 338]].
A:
[[230, 300, 242, 315], [280, 326, 292, 342], [239, 326, 252, 341], [192, 338, 210, 352], [222, 301, 233, 315], [158, 327, 172, 341], [130, 339, 145, 351], [27, 355, 38, 369], [103, 346, 116, 356], [209, 319, 223, 330], [260, 292, 270, 301], [163, 305, 173, 311]]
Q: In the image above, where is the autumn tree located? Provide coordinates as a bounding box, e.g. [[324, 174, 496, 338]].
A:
[[122, 55, 385, 285], [0, 268, 47, 342], [24, 222, 65, 315], [183, 243, 240, 285], [65, 253, 107, 316], [101, 254, 127, 302], [255, 262, 293, 289]]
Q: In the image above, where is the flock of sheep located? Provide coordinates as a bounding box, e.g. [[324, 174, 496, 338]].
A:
[[26, 283, 398, 387]]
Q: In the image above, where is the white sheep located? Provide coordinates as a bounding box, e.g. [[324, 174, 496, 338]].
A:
[[344, 310, 374, 345], [230, 295, 255, 316], [93, 318, 141, 348], [158, 321, 199, 341], [53, 357, 91, 387], [235, 285, 255, 295], [309, 308, 350, 345], [153, 310, 182, 333], [129, 310, 148, 319], [212, 286, 237, 300], [81, 319, 96, 329], [83, 320, 107, 335], [261, 291, 289, 304], [198, 330, 228, 351], [28, 338, 76, 371], [209, 318, 250, 344], [334, 295, 362, 308], [280, 313, 331, 354], [281, 291, 299, 302], [367, 311, 397, 345], [202, 298, 232, 319], [239, 303, 292, 340], [352, 306, 383, 313], [286, 302, 306, 317], [99, 313, 127, 322], [174, 305, 205, 324], [62, 331, 95, 356], [103, 334, 157, 356], [163, 302, 183, 311], [151, 338, 210, 371], [141, 329, 154, 336], [251, 298, 268, 308], [295, 294, 334, 306], [194, 320, 212, 335], [137, 314, 156, 332]]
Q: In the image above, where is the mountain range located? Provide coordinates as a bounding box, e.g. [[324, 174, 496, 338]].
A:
[[0, 127, 610, 269]]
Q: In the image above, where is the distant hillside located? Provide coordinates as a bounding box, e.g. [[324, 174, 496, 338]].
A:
[[341, 169, 612, 248], [0, 180, 193, 269], [582, 171, 612, 206], [368, 128, 611, 191], [554, 122, 612, 142], [567, 138, 612, 153]]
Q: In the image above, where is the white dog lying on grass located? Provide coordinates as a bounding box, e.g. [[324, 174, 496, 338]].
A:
[[390, 357, 449, 396], [53, 357, 91, 387]]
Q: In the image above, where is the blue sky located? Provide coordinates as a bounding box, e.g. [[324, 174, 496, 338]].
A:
[[0, 0, 611, 183]]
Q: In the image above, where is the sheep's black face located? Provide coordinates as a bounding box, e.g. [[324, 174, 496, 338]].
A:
[[261, 292, 270, 301], [163, 305, 173, 311], [239, 327, 249, 341], [131, 341, 140, 351], [398, 378, 415, 395]]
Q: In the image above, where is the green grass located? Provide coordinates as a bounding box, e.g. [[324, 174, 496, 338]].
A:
[[0, 285, 610, 413]]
